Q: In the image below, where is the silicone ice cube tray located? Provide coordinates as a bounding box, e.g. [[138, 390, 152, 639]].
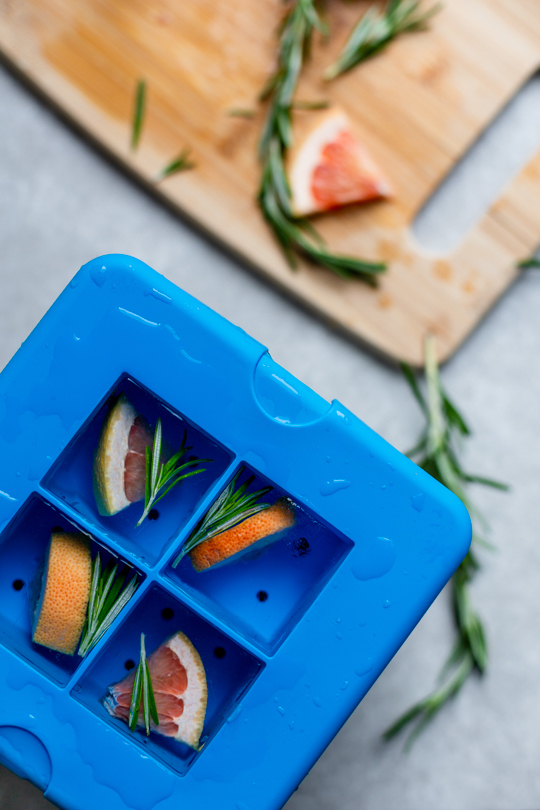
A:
[[0, 254, 471, 810]]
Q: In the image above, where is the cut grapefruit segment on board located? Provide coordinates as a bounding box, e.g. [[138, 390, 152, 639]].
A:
[[33, 532, 92, 655], [287, 108, 392, 217], [93, 395, 153, 516], [105, 631, 207, 749], [189, 498, 296, 572]]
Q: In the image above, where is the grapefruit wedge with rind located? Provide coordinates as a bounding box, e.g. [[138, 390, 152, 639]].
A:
[[32, 532, 92, 655], [189, 498, 295, 572], [105, 631, 207, 749], [93, 395, 153, 516], [287, 108, 392, 217]]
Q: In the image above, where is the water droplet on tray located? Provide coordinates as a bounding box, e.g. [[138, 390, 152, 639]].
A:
[[355, 657, 374, 676], [145, 288, 172, 304], [411, 493, 425, 512], [313, 696, 322, 707], [352, 536, 396, 581], [320, 479, 351, 496], [89, 264, 109, 287]]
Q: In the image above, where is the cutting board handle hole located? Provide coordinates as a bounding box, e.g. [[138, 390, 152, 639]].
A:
[[413, 71, 540, 255]]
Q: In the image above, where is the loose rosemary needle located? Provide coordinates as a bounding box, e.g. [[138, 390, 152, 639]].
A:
[[157, 148, 196, 181], [325, 0, 441, 80], [137, 419, 211, 526], [129, 634, 159, 736], [131, 79, 147, 151], [384, 335, 508, 748], [172, 467, 273, 567], [257, 0, 387, 284], [518, 256, 540, 269], [228, 108, 257, 119], [78, 554, 139, 658]]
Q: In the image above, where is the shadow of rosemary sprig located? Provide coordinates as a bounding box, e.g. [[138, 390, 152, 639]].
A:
[[78, 553, 139, 658], [129, 633, 159, 736], [384, 335, 508, 749], [257, 0, 387, 284], [172, 466, 273, 567], [325, 0, 441, 80]]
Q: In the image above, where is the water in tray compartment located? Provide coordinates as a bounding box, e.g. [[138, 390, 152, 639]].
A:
[[73, 585, 264, 775], [166, 465, 353, 654], [0, 494, 142, 685], [44, 376, 233, 566]]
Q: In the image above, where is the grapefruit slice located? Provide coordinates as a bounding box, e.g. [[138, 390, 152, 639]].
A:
[[287, 108, 392, 217], [33, 531, 92, 655], [104, 631, 207, 749], [189, 498, 295, 572], [93, 395, 153, 516]]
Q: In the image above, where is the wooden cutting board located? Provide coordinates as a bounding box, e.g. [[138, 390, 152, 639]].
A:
[[1, 0, 540, 364]]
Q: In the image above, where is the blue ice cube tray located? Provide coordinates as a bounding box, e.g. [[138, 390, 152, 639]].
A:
[[0, 254, 471, 810]]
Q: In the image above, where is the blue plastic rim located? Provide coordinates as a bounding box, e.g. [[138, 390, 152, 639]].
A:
[[0, 255, 471, 810]]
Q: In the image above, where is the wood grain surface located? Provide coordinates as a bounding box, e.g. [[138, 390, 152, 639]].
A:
[[1, 0, 539, 364]]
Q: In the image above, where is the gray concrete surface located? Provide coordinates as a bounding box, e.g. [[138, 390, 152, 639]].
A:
[[1, 62, 540, 810]]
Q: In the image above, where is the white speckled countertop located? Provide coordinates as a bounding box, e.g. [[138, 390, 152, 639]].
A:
[[1, 61, 540, 810]]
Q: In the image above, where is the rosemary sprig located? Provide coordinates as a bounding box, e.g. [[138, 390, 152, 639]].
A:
[[172, 467, 273, 567], [384, 335, 508, 748], [324, 0, 441, 80], [157, 148, 196, 181], [129, 634, 159, 736], [257, 0, 387, 284], [137, 419, 210, 526], [518, 256, 540, 269], [131, 79, 147, 151], [78, 553, 139, 657]]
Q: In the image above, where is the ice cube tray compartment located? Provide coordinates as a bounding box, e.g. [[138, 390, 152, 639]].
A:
[[73, 584, 264, 775], [0, 494, 143, 685], [167, 464, 353, 654], [44, 376, 233, 566]]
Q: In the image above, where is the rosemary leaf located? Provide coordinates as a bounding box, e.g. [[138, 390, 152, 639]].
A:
[[292, 99, 329, 110], [228, 108, 256, 119], [129, 634, 158, 736], [157, 148, 196, 181], [518, 256, 540, 269], [172, 467, 273, 567], [78, 554, 139, 658], [136, 420, 211, 526], [131, 79, 147, 151], [384, 334, 507, 746], [257, 0, 387, 284], [325, 0, 441, 80]]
